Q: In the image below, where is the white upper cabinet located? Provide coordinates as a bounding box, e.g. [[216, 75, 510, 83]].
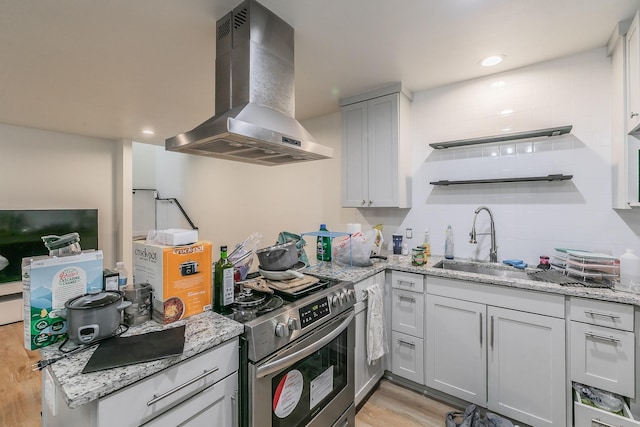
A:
[[340, 84, 412, 208], [610, 12, 640, 209], [627, 11, 640, 133]]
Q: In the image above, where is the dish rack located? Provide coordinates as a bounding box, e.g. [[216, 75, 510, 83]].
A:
[[551, 249, 619, 287]]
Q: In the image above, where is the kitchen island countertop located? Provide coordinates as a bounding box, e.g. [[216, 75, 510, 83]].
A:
[[40, 310, 243, 409], [306, 254, 640, 307]]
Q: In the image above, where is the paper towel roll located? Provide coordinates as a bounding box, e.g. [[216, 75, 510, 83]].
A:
[[347, 223, 362, 234]]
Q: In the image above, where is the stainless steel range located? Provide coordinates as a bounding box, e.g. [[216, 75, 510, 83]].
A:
[[235, 277, 356, 427]]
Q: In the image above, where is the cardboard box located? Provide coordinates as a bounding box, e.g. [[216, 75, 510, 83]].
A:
[[23, 251, 104, 350], [133, 240, 212, 324]]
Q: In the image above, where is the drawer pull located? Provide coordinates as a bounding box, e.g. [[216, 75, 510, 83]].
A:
[[147, 367, 219, 406], [479, 313, 483, 346], [591, 418, 616, 427], [585, 331, 620, 344], [398, 339, 416, 347], [398, 280, 415, 287], [584, 310, 621, 320], [490, 316, 494, 350], [399, 295, 416, 303]]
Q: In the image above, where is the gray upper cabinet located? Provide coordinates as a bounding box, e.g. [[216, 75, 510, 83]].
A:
[[340, 84, 412, 208], [627, 11, 640, 134]]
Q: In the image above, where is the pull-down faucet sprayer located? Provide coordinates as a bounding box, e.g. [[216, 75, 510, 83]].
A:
[[469, 206, 498, 262]]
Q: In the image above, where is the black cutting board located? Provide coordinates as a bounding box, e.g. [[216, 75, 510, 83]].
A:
[[82, 325, 186, 374]]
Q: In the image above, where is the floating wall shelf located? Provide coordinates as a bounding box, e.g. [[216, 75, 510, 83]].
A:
[[429, 125, 573, 149], [430, 174, 573, 186]]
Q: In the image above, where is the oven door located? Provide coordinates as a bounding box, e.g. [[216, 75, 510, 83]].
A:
[[249, 309, 355, 427]]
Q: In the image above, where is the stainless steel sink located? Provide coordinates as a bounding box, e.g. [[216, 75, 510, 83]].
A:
[[432, 259, 532, 281]]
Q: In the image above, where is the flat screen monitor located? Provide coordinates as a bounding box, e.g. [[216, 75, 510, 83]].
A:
[[0, 209, 99, 284]]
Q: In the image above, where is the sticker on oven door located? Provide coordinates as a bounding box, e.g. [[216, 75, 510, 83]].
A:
[[273, 369, 303, 418], [309, 365, 334, 409]]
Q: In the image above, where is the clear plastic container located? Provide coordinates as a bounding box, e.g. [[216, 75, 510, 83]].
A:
[[619, 249, 640, 291], [445, 225, 454, 259]]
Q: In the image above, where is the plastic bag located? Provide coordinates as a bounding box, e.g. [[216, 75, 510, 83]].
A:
[[445, 405, 514, 427], [332, 228, 383, 267], [573, 382, 625, 414], [229, 232, 262, 280]]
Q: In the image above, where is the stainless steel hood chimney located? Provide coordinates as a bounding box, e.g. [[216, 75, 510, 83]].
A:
[[165, 0, 333, 166]]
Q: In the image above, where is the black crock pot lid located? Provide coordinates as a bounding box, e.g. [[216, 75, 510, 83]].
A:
[[66, 290, 121, 309]]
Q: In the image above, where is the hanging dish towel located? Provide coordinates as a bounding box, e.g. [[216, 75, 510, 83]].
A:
[[366, 283, 385, 364]]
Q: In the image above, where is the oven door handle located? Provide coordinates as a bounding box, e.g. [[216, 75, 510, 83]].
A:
[[256, 311, 355, 379]]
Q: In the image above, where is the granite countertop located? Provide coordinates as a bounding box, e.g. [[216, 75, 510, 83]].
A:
[[40, 310, 243, 409], [306, 253, 640, 307]]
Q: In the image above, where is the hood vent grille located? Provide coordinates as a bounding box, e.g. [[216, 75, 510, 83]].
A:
[[165, 0, 333, 166]]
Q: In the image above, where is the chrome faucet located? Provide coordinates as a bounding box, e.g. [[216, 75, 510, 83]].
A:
[[469, 206, 498, 262]]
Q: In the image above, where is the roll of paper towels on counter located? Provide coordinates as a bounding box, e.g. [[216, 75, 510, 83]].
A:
[[347, 223, 362, 234]]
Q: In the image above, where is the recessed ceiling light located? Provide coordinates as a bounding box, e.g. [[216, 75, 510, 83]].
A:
[[142, 129, 155, 135], [480, 55, 505, 67], [498, 108, 514, 116]]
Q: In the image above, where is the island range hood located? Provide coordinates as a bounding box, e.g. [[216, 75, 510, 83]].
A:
[[165, 0, 333, 166]]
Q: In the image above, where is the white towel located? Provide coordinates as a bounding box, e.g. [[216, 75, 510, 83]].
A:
[[366, 283, 385, 364]]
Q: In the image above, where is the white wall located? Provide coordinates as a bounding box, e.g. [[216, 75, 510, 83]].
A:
[[0, 123, 124, 269], [388, 47, 640, 263]]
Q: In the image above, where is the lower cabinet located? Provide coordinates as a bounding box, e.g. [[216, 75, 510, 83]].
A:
[[353, 271, 386, 406], [43, 338, 239, 427], [390, 271, 425, 384], [391, 330, 424, 382], [426, 278, 566, 427]]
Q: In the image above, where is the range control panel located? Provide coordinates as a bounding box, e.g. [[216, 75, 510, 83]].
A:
[[299, 297, 330, 329]]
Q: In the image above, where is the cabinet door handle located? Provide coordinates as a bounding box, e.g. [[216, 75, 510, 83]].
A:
[[398, 339, 416, 347], [584, 310, 621, 320], [591, 418, 616, 427], [585, 331, 620, 344], [479, 313, 483, 346], [361, 200, 366, 206], [631, 112, 639, 118], [231, 390, 238, 427], [146, 367, 219, 406], [490, 316, 494, 350], [398, 294, 416, 303], [398, 280, 415, 287]]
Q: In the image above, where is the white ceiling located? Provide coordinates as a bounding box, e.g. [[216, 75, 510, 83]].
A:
[[1, 0, 640, 146]]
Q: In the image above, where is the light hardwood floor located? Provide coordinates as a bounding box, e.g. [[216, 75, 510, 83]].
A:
[[1, 321, 42, 427], [356, 380, 460, 427], [2, 321, 457, 427]]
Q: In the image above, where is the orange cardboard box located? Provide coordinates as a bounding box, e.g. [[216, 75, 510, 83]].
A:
[[133, 240, 212, 323]]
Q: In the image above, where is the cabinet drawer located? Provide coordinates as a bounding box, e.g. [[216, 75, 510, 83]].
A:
[[391, 271, 424, 293], [570, 322, 635, 397], [98, 338, 238, 426], [571, 298, 634, 331], [574, 390, 640, 427], [391, 331, 424, 384], [392, 289, 424, 338]]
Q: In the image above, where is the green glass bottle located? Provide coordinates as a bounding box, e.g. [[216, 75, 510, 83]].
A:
[[214, 245, 234, 314]]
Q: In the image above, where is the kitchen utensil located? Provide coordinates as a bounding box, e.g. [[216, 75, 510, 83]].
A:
[[231, 289, 283, 322], [82, 325, 186, 373], [238, 277, 273, 294], [41, 232, 82, 256], [122, 283, 153, 326], [256, 240, 299, 271], [258, 262, 305, 280], [266, 275, 324, 297], [266, 275, 320, 291], [63, 290, 131, 344]]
